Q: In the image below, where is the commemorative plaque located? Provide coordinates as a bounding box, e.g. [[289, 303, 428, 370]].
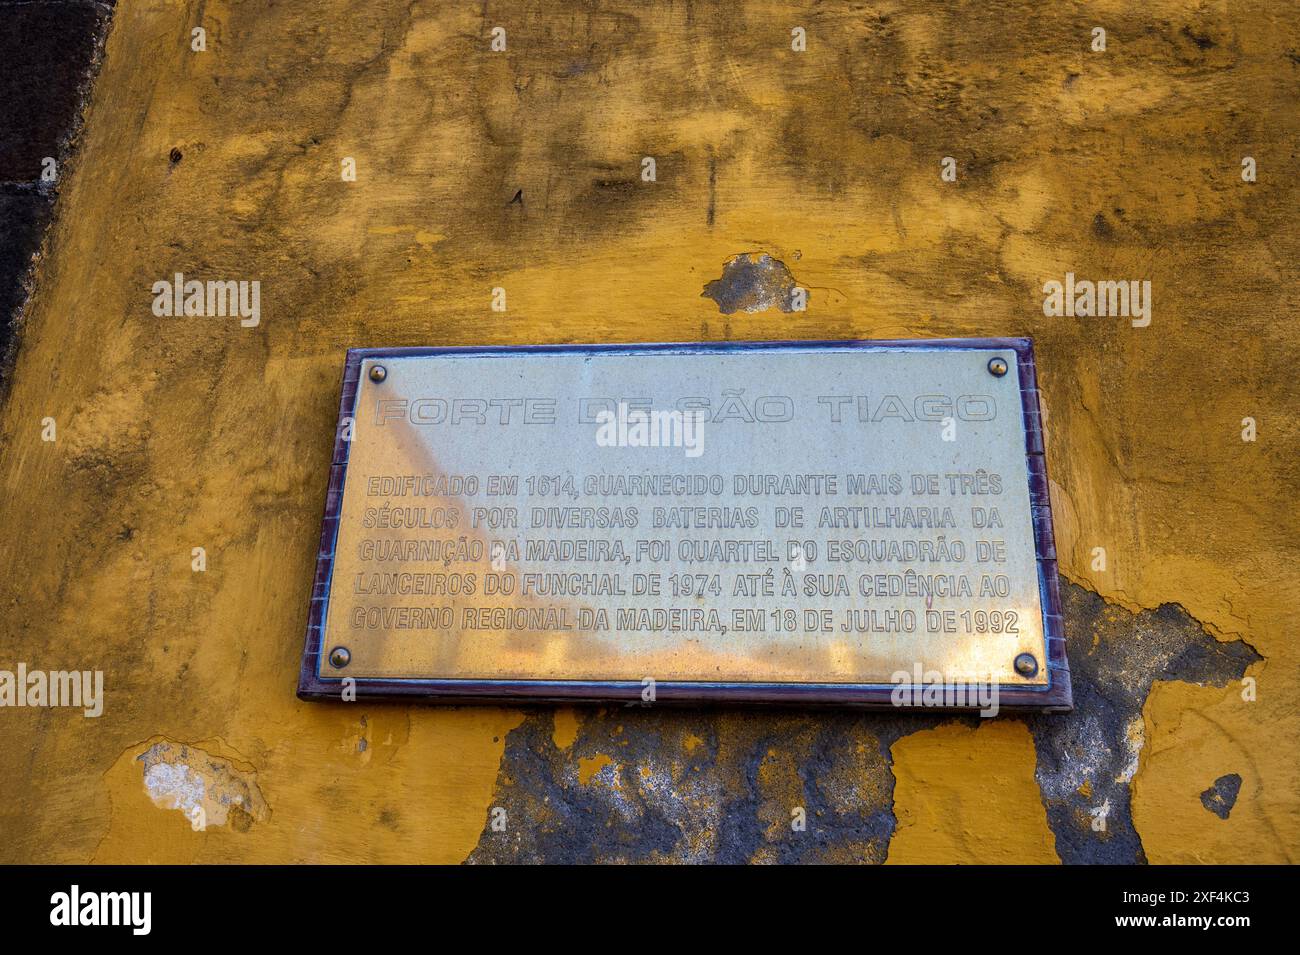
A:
[[298, 340, 1070, 711]]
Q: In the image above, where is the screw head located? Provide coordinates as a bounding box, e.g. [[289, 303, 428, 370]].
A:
[[1013, 653, 1039, 678], [988, 357, 1009, 378], [328, 646, 351, 669], [369, 364, 387, 383]]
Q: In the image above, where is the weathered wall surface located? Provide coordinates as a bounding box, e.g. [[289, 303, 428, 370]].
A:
[[0, 0, 113, 364], [0, 0, 1296, 863]]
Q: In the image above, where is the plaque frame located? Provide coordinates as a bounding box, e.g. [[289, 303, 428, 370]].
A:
[[297, 339, 1071, 712]]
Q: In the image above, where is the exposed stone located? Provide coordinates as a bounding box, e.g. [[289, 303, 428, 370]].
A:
[[468, 579, 1259, 863], [1200, 774, 1243, 820], [701, 253, 801, 314]]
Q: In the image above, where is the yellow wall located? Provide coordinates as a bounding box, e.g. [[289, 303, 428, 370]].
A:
[[0, 0, 1295, 863]]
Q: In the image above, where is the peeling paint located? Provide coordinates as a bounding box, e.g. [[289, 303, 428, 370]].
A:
[[552, 709, 580, 751], [137, 740, 269, 832], [1116, 718, 1144, 785], [701, 252, 800, 314], [1024, 585, 1259, 864], [468, 580, 1261, 863], [887, 721, 1058, 864], [1200, 774, 1243, 820], [577, 753, 613, 785]]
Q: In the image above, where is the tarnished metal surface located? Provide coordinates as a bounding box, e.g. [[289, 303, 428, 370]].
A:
[[316, 342, 1050, 690]]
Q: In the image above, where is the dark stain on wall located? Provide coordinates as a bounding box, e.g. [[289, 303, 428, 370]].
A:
[[0, 0, 114, 381], [468, 579, 1260, 863]]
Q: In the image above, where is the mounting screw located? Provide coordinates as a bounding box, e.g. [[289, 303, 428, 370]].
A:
[[369, 365, 387, 383], [329, 646, 351, 668], [1014, 652, 1039, 678], [987, 356, 1009, 378]]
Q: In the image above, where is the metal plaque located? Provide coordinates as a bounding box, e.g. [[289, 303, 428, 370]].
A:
[[298, 340, 1070, 711]]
